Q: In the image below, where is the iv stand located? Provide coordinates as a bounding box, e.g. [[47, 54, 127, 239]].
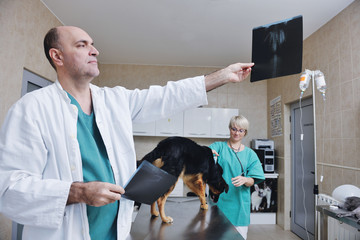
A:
[[311, 72, 319, 240], [300, 69, 322, 240], [300, 68, 327, 239]]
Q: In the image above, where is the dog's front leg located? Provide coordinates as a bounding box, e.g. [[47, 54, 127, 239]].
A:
[[157, 196, 173, 223], [185, 175, 208, 210], [197, 183, 208, 210], [193, 178, 208, 210]]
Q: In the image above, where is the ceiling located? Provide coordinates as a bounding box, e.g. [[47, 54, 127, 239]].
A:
[[41, 0, 354, 68]]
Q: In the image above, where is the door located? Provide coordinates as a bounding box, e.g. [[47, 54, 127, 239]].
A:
[[12, 69, 52, 240], [290, 97, 315, 240]]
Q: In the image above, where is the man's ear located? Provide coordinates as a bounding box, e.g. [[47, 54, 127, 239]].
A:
[[49, 48, 63, 67]]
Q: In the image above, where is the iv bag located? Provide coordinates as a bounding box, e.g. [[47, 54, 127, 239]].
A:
[[315, 71, 326, 93], [299, 71, 310, 91]]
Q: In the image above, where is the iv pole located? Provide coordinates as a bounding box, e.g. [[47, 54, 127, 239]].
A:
[[300, 69, 326, 240], [311, 71, 319, 240]]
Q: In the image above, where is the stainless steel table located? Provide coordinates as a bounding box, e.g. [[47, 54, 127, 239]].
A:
[[316, 205, 360, 240], [129, 197, 243, 240]]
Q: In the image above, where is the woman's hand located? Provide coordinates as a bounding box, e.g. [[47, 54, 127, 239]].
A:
[[211, 149, 219, 162], [231, 176, 254, 187], [212, 149, 219, 156]]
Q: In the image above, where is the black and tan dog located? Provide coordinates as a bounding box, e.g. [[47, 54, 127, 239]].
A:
[[141, 136, 229, 223]]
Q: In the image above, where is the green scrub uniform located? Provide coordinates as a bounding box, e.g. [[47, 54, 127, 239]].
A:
[[68, 93, 118, 240], [210, 141, 265, 226]]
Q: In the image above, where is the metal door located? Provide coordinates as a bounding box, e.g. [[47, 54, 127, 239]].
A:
[[12, 70, 52, 240], [290, 97, 315, 240]]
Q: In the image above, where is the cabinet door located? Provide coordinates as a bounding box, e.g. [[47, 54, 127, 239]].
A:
[[211, 108, 239, 138], [183, 108, 212, 138], [132, 121, 156, 136], [155, 112, 183, 136]]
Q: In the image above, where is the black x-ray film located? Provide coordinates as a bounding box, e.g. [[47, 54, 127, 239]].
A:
[[250, 15, 303, 82], [123, 160, 177, 205]]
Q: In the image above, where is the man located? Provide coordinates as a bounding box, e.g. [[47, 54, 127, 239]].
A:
[[0, 26, 254, 240]]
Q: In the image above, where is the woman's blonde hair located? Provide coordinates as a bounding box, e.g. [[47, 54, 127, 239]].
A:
[[228, 115, 249, 135]]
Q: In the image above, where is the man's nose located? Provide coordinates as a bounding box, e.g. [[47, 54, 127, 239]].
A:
[[90, 45, 99, 56]]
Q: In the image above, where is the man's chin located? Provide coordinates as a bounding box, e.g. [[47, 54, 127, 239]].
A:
[[95, 70, 100, 77], [91, 69, 100, 78]]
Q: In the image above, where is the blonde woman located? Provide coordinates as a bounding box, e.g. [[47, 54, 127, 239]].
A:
[[210, 115, 265, 239]]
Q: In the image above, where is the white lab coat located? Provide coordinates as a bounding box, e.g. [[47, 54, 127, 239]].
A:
[[0, 76, 207, 240]]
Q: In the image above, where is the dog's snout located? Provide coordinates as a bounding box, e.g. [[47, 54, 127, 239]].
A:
[[209, 190, 220, 203]]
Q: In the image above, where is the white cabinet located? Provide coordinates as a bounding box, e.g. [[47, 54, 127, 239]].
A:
[[155, 112, 183, 136], [132, 121, 156, 136], [211, 108, 239, 138], [133, 108, 239, 139], [183, 108, 212, 138]]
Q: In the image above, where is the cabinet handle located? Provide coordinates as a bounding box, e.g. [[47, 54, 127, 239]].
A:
[[160, 132, 178, 134], [215, 134, 229, 136], [133, 131, 147, 134], [188, 133, 207, 136]]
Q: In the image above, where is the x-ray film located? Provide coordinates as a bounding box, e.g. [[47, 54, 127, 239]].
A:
[[123, 160, 177, 205], [251, 15, 303, 82]]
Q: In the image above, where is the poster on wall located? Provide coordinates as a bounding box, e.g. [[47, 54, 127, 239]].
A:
[[270, 96, 282, 137], [250, 177, 278, 213]]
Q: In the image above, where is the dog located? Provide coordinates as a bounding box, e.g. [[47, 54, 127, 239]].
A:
[[141, 136, 229, 223]]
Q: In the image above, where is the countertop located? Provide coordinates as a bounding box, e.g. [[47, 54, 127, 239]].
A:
[[316, 205, 360, 230]]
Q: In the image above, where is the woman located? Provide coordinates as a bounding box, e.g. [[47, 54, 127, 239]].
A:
[[210, 115, 265, 239]]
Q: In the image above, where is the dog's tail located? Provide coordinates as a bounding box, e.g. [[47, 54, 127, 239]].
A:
[[140, 146, 163, 164]]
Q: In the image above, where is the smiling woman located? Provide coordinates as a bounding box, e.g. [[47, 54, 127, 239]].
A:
[[210, 115, 265, 239]]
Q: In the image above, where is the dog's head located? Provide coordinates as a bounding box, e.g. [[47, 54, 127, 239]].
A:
[[207, 162, 229, 203]]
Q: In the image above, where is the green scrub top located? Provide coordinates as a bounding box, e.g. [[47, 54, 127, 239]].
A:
[[68, 93, 118, 240], [210, 141, 265, 226]]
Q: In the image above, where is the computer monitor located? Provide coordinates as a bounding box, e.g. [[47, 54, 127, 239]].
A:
[[250, 15, 303, 82]]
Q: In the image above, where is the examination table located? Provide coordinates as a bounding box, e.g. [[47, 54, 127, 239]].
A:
[[129, 197, 243, 240]]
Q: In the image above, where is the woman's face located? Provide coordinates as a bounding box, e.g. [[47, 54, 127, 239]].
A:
[[229, 125, 247, 142]]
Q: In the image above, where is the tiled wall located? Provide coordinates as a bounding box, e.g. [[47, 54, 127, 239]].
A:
[[0, 0, 59, 126], [316, 0, 360, 196], [267, 0, 360, 230]]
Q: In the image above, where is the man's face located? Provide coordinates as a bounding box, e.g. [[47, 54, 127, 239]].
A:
[[57, 26, 100, 81]]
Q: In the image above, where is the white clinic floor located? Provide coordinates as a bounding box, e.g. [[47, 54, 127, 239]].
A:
[[248, 224, 301, 240]]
